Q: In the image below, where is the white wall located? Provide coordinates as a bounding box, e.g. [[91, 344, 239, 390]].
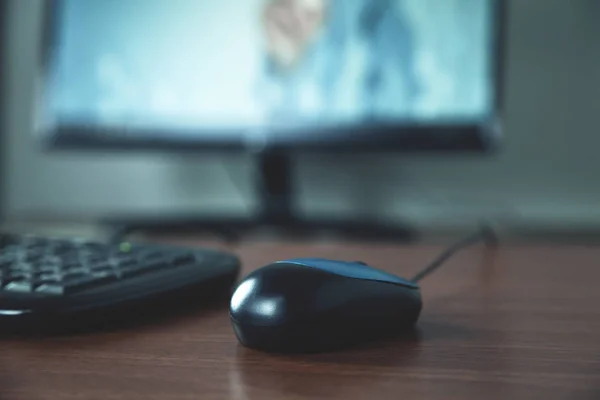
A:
[[3, 0, 600, 231]]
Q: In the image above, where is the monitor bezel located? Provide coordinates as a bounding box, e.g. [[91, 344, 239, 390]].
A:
[[38, 0, 507, 154]]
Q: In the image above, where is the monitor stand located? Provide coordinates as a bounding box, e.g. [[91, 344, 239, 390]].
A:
[[106, 151, 416, 243]]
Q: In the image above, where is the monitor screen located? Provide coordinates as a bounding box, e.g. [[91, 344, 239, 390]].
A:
[[40, 0, 501, 149]]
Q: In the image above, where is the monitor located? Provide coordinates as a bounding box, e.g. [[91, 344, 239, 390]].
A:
[[36, 0, 506, 240], [39, 0, 504, 152]]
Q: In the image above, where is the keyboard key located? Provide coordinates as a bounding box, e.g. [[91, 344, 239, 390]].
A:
[[57, 276, 104, 294], [62, 261, 82, 270], [43, 255, 63, 265], [25, 251, 44, 263], [10, 263, 36, 273], [34, 283, 65, 296], [65, 266, 90, 276], [51, 243, 73, 255], [62, 272, 90, 283], [87, 258, 109, 267], [35, 277, 97, 296], [116, 257, 137, 268], [5, 280, 34, 293], [38, 263, 61, 274], [90, 262, 113, 272], [7, 270, 34, 281], [90, 270, 118, 285], [37, 273, 63, 284], [36, 271, 114, 295]]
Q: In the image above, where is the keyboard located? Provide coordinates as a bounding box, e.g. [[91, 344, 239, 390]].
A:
[[0, 233, 240, 330]]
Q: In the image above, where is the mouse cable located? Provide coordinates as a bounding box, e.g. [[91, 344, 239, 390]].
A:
[[410, 225, 498, 283]]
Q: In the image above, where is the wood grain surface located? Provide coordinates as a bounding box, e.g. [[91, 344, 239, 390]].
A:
[[1, 240, 599, 400]]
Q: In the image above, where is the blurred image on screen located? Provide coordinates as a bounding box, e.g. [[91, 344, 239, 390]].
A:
[[45, 0, 495, 133]]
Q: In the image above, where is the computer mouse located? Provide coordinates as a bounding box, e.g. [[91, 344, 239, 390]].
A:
[[229, 258, 422, 353]]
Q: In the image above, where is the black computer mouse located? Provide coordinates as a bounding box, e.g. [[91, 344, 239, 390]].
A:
[[229, 258, 422, 353]]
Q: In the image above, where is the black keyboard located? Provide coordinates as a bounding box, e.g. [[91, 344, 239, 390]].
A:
[[0, 233, 240, 329]]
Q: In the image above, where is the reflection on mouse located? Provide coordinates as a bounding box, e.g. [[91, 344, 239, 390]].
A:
[[230, 229, 495, 353]]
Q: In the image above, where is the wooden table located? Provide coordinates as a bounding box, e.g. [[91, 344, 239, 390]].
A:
[[1, 240, 599, 399]]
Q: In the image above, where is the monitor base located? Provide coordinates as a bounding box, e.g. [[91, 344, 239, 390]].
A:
[[106, 151, 417, 243], [106, 216, 416, 244]]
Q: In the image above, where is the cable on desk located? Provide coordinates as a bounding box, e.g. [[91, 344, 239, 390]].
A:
[[410, 225, 498, 283]]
